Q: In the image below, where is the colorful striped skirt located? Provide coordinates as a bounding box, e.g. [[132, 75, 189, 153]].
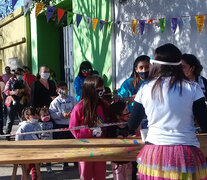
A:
[[137, 145, 207, 180]]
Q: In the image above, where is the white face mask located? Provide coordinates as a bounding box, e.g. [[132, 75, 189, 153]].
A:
[[41, 115, 50, 122], [40, 73, 50, 80], [30, 118, 39, 124]]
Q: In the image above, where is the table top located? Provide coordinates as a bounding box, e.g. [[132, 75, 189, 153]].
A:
[[0, 134, 206, 165]]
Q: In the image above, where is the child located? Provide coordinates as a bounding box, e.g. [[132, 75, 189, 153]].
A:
[[107, 101, 132, 180], [74, 61, 93, 101], [128, 43, 207, 179], [39, 106, 53, 173], [15, 107, 41, 180], [69, 76, 109, 180], [49, 81, 77, 170]]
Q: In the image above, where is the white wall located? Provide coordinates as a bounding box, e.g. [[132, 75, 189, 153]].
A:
[[114, 0, 207, 88]]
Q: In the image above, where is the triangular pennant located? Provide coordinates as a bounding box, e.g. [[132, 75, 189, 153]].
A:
[[171, 18, 178, 33], [99, 20, 106, 31], [159, 18, 166, 33], [24, 0, 33, 16], [35, 3, 45, 18], [46, 6, 56, 22], [67, 12, 74, 25], [85, 16, 92, 29], [12, 0, 18, 8], [195, 15, 205, 33], [181, 16, 191, 26], [76, 14, 83, 28], [139, 20, 145, 35], [131, 20, 137, 35], [92, 18, 98, 31], [58, 9, 65, 22], [107, 21, 113, 31], [147, 19, 154, 24]]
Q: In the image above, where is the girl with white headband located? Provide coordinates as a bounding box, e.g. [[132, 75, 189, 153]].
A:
[[128, 43, 207, 180]]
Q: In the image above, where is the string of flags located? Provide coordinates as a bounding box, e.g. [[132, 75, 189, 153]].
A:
[[18, 0, 207, 34]]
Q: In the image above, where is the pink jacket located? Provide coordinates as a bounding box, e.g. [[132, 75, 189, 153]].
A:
[[69, 100, 108, 139]]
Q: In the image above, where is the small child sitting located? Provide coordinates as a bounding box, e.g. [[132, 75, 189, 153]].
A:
[[10, 79, 26, 105], [38, 106, 53, 173], [107, 101, 132, 180], [15, 107, 41, 180]]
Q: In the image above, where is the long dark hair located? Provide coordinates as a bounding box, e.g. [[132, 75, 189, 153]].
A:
[[82, 76, 104, 127], [148, 43, 187, 101], [109, 101, 126, 123], [181, 54, 203, 79], [130, 55, 150, 88], [78, 61, 93, 78]]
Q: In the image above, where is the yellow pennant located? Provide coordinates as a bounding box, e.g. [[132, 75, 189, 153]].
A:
[[92, 18, 98, 31], [195, 15, 205, 33], [35, 2, 45, 17], [131, 20, 137, 35]]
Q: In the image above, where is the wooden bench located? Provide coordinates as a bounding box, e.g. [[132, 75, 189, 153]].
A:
[[0, 134, 206, 180]]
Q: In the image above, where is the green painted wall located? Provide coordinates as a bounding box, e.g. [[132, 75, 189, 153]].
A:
[[72, 0, 112, 88], [30, 9, 61, 80]]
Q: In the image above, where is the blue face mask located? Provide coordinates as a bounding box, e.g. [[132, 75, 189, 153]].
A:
[[17, 75, 23, 80]]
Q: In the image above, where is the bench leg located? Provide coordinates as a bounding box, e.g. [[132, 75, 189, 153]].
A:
[[21, 164, 28, 180], [35, 163, 42, 180], [11, 164, 18, 180]]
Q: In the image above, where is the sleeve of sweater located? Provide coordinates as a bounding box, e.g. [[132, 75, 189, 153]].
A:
[[30, 81, 38, 107], [49, 98, 63, 120], [127, 101, 145, 134], [193, 97, 207, 132]]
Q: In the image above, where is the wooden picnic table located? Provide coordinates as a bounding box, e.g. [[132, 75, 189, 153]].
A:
[[0, 134, 206, 180]]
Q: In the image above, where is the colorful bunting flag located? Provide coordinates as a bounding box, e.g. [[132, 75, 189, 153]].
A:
[[147, 19, 154, 24], [181, 16, 191, 26], [107, 21, 113, 31], [131, 20, 137, 35], [76, 14, 83, 28], [24, 0, 33, 16], [139, 20, 146, 35], [159, 18, 166, 33], [99, 20, 106, 31], [58, 9, 65, 22], [171, 18, 178, 33], [46, 6, 56, 22], [195, 15, 205, 33], [92, 18, 99, 31], [67, 12, 74, 25], [12, 0, 18, 8], [35, 3, 45, 18], [85, 16, 92, 29]]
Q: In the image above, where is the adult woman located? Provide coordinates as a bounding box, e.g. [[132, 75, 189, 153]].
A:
[[70, 76, 108, 180], [128, 43, 207, 179], [181, 54, 207, 99], [74, 61, 93, 101], [31, 65, 57, 108], [118, 55, 150, 112]]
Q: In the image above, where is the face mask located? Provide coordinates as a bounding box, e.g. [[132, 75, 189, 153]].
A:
[[58, 89, 68, 96], [97, 89, 105, 97], [82, 72, 91, 77], [138, 71, 149, 80], [41, 115, 50, 122], [17, 75, 23, 80], [30, 118, 39, 124], [41, 73, 50, 80]]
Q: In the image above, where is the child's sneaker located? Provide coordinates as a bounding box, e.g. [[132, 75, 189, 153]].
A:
[[46, 165, 52, 173], [12, 101, 17, 105]]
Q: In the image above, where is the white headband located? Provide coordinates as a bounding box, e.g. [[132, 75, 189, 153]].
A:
[[150, 59, 182, 66]]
